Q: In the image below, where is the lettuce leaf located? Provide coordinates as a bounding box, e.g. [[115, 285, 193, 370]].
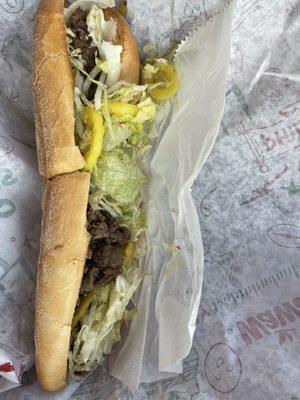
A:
[[131, 97, 156, 123], [107, 83, 148, 104], [78, 126, 92, 154], [121, 206, 147, 241], [64, 1, 116, 22], [101, 91, 156, 153], [70, 5, 121, 93], [86, 6, 122, 87], [69, 273, 141, 375], [91, 150, 145, 206], [127, 128, 151, 153], [87, 5, 106, 47], [103, 120, 132, 151], [142, 62, 160, 81], [86, 5, 117, 45], [103, 117, 147, 151]]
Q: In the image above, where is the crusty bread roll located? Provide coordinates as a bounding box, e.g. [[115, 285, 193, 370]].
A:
[[33, 0, 85, 178], [35, 172, 90, 391], [33, 0, 140, 179], [33, 0, 141, 392], [103, 8, 140, 84]]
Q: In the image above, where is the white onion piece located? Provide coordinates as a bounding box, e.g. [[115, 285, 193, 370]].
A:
[[83, 65, 101, 94]]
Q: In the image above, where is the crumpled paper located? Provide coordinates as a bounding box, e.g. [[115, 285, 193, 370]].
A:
[[3, 0, 300, 399], [0, 0, 234, 397], [110, 0, 235, 388]]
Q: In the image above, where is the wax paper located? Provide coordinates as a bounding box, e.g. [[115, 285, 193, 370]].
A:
[[1, 0, 299, 399]]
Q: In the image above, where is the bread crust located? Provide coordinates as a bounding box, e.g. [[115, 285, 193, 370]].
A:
[[35, 171, 90, 391], [33, 0, 85, 178], [104, 8, 140, 84], [33, 0, 140, 391], [33, 1, 140, 178]]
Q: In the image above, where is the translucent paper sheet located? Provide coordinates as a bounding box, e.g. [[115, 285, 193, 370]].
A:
[[1, 0, 299, 399]]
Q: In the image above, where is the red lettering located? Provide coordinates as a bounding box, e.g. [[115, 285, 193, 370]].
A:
[[237, 298, 300, 346], [274, 302, 300, 325], [293, 297, 300, 308], [288, 124, 299, 138], [237, 317, 271, 345], [292, 121, 300, 136], [275, 128, 289, 144], [256, 311, 279, 329], [260, 135, 276, 151], [0, 363, 14, 373], [260, 280, 266, 288]]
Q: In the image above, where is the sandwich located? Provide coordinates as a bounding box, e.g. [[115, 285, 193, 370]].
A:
[[33, 0, 178, 392]]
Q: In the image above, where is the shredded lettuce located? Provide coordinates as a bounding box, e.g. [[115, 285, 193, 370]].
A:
[[142, 62, 160, 81], [98, 197, 123, 218], [86, 5, 117, 45], [64, 0, 116, 22], [91, 150, 145, 206], [86, 6, 121, 87], [121, 206, 147, 241], [103, 118, 147, 151], [103, 121, 132, 151], [69, 273, 141, 375], [78, 126, 92, 154], [131, 97, 156, 123], [86, 87, 157, 228], [127, 127, 151, 153], [67, 25, 178, 373], [82, 65, 101, 95], [87, 5, 105, 47], [68, 46, 86, 73], [66, 27, 75, 38], [107, 83, 148, 104], [101, 92, 156, 152], [96, 59, 109, 74], [75, 113, 85, 139]]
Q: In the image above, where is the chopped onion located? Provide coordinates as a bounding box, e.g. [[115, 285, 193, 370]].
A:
[[83, 65, 101, 94]]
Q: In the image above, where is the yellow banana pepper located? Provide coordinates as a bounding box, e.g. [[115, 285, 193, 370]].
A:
[[144, 60, 179, 101], [72, 290, 94, 330], [108, 102, 138, 117], [116, 0, 128, 17], [83, 107, 105, 172], [123, 242, 133, 269]]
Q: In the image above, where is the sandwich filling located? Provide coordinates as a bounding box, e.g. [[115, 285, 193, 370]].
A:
[[65, 0, 178, 375]]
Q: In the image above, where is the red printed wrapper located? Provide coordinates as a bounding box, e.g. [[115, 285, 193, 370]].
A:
[[0, 0, 299, 399]]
